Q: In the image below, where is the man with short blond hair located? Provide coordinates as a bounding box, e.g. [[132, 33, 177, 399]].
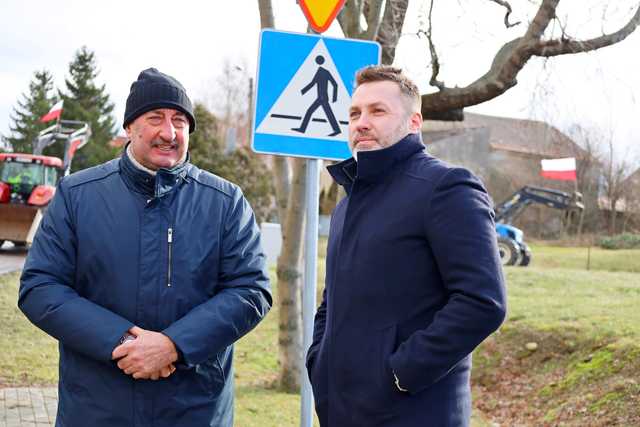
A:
[[19, 68, 272, 427], [306, 65, 506, 426]]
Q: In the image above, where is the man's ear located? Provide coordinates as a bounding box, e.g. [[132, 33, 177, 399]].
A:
[[124, 124, 133, 139], [409, 111, 423, 133]]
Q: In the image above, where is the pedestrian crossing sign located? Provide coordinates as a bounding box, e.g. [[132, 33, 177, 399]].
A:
[[252, 29, 380, 160]]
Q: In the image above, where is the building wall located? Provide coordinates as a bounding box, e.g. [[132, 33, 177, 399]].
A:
[[425, 128, 584, 238]]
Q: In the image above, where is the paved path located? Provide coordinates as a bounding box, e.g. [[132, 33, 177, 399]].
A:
[[0, 387, 496, 426], [1, 244, 54, 427], [0, 387, 57, 427]]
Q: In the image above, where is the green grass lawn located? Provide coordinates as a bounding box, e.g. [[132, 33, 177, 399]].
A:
[[0, 272, 58, 386], [503, 266, 640, 339], [528, 243, 640, 273], [1, 244, 638, 426]]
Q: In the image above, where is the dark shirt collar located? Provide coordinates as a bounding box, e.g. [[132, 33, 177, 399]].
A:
[[327, 133, 425, 190], [119, 142, 191, 198]]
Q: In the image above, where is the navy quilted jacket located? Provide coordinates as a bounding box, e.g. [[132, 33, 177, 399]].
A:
[[19, 150, 271, 427]]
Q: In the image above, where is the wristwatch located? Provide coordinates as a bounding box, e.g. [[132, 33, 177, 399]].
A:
[[119, 333, 136, 345]]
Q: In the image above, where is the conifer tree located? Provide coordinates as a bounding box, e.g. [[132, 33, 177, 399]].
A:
[[60, 46, 117, 171], [2, 70, 56, 153]]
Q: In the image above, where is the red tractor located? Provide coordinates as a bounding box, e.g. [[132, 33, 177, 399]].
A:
[[0, 121, 90, 248]]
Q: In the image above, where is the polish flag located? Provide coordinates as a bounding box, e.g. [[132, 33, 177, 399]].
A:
[[39, 100, 64, 123], [540, 157, 577, 181]]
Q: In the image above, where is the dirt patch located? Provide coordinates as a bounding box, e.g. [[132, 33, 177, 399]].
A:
[[472, 325, 640, 426]]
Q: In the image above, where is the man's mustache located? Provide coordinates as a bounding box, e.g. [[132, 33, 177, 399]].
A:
[[151, 140, 178, 148]]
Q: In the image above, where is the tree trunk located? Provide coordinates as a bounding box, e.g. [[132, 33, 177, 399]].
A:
[[376, 0, 408, 64], [258, 0, 306, 392], [276, 159, 306, 391], [609, 199, 618, 235]]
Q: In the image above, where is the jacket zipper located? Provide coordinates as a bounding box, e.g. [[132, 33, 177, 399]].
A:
[[167, 227, 173, 287]]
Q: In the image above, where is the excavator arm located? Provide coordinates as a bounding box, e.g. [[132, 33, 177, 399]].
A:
[[494, 186, 584, 267], [33, 120, 91, 175], [495, 186, 584, 225]]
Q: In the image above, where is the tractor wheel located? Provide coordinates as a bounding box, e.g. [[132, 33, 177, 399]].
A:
[[12, 241, 27, 248], [0, 240, 5, 249], [497, 237, 519, 266], [519, 251, 531, 266]]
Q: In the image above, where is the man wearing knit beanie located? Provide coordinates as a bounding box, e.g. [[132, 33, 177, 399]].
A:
[[19, 68, 272, 427], [123, 67, 196, 172]]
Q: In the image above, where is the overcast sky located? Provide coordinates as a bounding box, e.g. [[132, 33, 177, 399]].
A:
[[1, 0, 638, 161]]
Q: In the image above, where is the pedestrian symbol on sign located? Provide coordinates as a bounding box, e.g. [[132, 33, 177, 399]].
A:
[[255, 38, 351, 143], [252, 29, 380, 160], [291, 55, 341, 137]]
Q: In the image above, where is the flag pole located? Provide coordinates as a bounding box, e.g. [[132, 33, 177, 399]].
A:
[[55, 100, 62, 132], [574, 162, 585, 238]]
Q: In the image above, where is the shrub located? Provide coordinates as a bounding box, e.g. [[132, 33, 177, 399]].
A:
[[598, 233, 640, 250], [189, 103, 275, 224]]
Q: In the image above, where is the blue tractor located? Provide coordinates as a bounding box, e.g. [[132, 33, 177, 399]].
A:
[[494, 186, 584, 266]]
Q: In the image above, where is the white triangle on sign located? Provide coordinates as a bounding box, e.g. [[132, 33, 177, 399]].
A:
[[256, 39, 351, 141]]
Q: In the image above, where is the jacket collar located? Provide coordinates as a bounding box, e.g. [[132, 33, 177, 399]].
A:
[[327, 133, 425, 189], [119, 142, 191, 198]]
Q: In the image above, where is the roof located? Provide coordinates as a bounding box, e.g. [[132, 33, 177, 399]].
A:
[[423, 112, 585, 158], [0, 153, 63, 168], [109, 136, 128, 148], [624, 167, 640, 185]]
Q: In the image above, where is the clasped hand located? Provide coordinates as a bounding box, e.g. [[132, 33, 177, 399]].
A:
[[112, 326, 178, 380]]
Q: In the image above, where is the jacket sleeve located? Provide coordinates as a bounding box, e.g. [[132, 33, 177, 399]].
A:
[[306, 288, 327, 371], [18, 182, 135, 362], [389, 167, 507, 393], [162, 187, 272, 367]]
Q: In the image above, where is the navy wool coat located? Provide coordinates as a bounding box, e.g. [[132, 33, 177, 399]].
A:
[[18, 151, 272, 427], [306, 134, 506, 427]]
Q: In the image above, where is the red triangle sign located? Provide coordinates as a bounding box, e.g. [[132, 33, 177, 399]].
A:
[[298, 0, 346, 33]]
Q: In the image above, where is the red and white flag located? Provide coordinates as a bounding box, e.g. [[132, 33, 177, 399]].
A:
[[39, 100, 64, 123], [540, 157, 577, 181]]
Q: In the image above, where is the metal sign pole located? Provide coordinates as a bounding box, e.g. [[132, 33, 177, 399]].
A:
[[300, 158, 321, 427]]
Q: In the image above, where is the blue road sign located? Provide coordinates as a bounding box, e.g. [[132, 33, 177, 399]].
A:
[[252, 29, 380, 160]]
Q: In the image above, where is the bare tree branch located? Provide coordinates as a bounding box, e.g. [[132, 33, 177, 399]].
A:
[[532, 5, 640, 57], [338, 0, 365, 38], [364, 0, 387, 39], [423, 0, 445, 91], [421, 36, 522, 116], [421, 1, 640, 119], [552, 14, 570, 41], [420, 0, 562, 117], [522, 0, 560, 41], [487, 0, 521, 28], [376, 0, 409, 64]]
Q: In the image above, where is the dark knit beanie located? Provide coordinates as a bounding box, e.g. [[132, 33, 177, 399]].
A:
[[123, 68, 196, 133]]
